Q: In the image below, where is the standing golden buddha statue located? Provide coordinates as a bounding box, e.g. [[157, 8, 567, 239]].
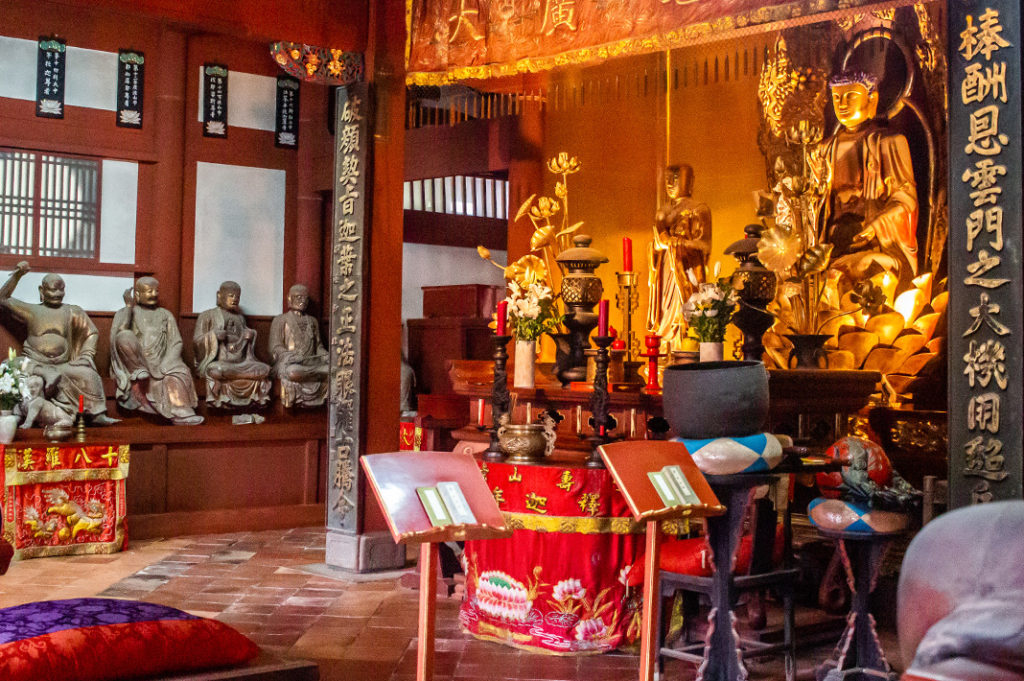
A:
[[647, 164, 711, 353], [817, 71, 918, 291]]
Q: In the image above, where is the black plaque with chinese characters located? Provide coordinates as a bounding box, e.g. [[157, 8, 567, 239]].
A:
[[327, 82, 371, 534], [36, 37, 66, 119], [202, 63, 229, 138], [275, 75, 300, 149], [116, 50, 145, 128], [947, 1, 1023, 507]]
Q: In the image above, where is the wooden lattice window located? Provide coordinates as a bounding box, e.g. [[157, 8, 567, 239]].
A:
[[0, 149, 100, 260]]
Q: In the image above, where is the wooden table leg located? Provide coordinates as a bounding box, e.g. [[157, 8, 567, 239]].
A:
[[699, 484, 756, 681], [418, 542, 438, 681], [639, 520, 663, 681]]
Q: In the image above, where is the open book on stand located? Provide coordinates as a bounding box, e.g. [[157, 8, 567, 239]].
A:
[[416, 481, 477, 527], [647, 465, 701, 509]]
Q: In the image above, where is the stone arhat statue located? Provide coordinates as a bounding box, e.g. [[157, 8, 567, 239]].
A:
[[110, 277, 204, 425], [269, 284, 328, 408], [193, 281, 271, 408], [0, 261, 117, 425]]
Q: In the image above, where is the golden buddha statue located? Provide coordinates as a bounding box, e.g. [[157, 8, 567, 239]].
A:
[[647, 164, 710, 352], [818, 71, 918, 291]]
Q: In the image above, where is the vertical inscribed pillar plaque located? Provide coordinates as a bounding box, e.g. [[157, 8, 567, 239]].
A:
[[947, 1, 1023, 507], [327, 83, 371, 539]]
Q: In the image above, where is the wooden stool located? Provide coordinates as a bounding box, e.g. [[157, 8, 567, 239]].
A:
[[815, 529, 903, 681]]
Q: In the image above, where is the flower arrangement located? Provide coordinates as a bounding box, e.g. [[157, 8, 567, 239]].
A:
[[504, 281, 562, 342], [0, 350, 31, 412], [682, 265, 740, 343]]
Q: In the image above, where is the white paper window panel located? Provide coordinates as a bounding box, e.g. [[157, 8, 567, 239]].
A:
[[98, 160, 137, 264], [0, 271, 131, 311], [0, 36, 117, 110], [192, 162, 285, 315], [197, 67, 276, 132]]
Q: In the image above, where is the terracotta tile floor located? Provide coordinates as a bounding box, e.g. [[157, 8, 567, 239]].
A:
[[0, 527, 902, 681]]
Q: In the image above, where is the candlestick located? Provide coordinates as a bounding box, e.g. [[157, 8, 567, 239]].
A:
[[483, 334, 512, 462], [622, 237, 633, 272], [586, 335, 615, 468], [598, 300, 609, 337], [75, 411, 86, 443], [615, 271, 640, 361], [496, 300, 508, 336], [642, 333, 663, 394]]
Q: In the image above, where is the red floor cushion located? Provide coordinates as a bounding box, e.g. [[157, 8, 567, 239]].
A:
[[0, 598, 259, 681], [626, 526, 784, 587]]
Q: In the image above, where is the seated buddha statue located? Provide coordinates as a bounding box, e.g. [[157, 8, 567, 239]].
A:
[[193, 281, 271, 408], [269, 284, 328, 408], [817, 71, 919, 292]]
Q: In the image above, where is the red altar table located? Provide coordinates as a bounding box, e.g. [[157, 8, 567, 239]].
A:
[[460, 460, 686, 654], [1, 443, 130, 559]]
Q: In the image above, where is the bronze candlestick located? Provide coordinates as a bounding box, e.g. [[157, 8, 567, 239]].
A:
[[75, 412, 86, 443], [615, 271, 639, 361], [586, 335, 614, 468], [483, 334, 512, 462]]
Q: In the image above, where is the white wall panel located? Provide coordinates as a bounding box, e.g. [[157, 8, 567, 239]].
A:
[[98, 160, 138, 264], [198, 67, 276, 132], [192, 162, 285, 315], [0, 37, 116, 110]]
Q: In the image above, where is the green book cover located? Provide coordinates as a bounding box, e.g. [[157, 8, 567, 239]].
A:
[[417, 486, 453, 527], [648, 471, 682, 508]]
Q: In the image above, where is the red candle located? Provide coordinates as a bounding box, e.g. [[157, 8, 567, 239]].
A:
[[496, 300, 508, 336], [598, 299, 609, 336], [78, 394, 84, 414], [622, 237, 633, 272]]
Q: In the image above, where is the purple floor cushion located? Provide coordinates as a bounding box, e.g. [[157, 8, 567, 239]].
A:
[[0, 598, 258, 681]]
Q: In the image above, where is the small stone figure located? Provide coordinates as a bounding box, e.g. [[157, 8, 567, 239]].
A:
[[193, 281, 271, 408], [110, 277, 204, 425], [13, 358, 73, 428], [269, 284, 328, 408], [0, 261, 117, 425], [647, 164, 711, 354]]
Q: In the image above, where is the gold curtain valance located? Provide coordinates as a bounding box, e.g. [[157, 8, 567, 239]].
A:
[[406, 0, 919, 85]]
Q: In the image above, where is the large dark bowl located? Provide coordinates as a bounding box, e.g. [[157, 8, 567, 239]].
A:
[[662, 360, 769, 439]]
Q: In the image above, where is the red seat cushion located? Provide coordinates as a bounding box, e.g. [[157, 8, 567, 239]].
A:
[[0, 598, 259, 681], [626, 526, 784, 587]]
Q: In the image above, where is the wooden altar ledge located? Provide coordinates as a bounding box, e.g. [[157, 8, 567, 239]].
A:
[[446, 360, 882, 462], [10, 404, 328, 541]]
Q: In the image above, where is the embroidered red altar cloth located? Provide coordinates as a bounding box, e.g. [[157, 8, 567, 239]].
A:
[[460, 460, 685, 654], [1, 443, 130, 559]]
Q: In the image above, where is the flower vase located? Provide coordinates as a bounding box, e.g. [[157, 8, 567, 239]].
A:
[[0, 409, 18, 445], [699, 342, 724, 363], [514, 340, 537, 389]]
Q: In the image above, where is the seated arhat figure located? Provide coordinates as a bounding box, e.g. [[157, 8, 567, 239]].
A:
[[110, 277, 204, 425], [193, 281, 271, 408], [269, 284, 328, 408], [0, 261, 117, 425]]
